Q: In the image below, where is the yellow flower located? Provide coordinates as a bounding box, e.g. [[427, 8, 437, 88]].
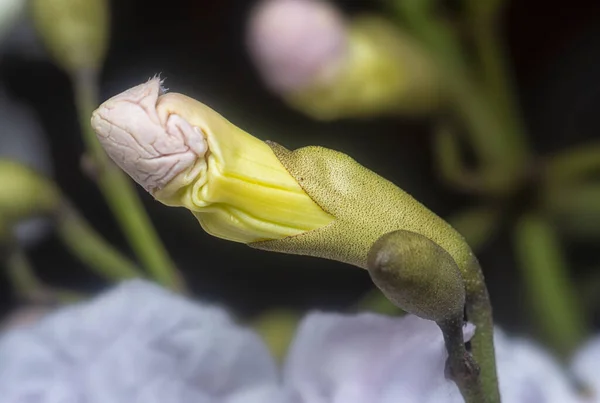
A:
[[285, 15, 441, 120], [91, 78, 471, 274], [246, 0, 441, 120], [90, 78, 334, 244]]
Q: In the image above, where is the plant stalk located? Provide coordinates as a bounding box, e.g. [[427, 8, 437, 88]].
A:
[[439, 316, 486, 403], [71, 68, 184, 291]]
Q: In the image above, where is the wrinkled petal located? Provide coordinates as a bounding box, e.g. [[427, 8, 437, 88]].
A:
[[0, 280, 281, 403], [572, 336, 600, 402], [283, 312, 582, 403]]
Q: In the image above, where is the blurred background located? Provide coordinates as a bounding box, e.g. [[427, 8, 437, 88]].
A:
[[1, 0, 600, 359]]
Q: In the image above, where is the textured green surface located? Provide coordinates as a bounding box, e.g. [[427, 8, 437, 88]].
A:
[[367, 230, 465, 321], [251, 142, 474, 273]]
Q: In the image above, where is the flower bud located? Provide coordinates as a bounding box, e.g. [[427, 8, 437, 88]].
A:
[[367, 230, 466, 321], [0, 160, 60, 228], [246, 0, 347, 94], [90, 78, 334, 244], [91, 79, 473, 282], [30, 0, 109, 72], [246, 0, 441, 120]]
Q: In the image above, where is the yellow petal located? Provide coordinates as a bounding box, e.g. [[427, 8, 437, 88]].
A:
[[91, 79, 333, 244]]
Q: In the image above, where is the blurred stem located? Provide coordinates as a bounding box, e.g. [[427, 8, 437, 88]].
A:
[[513, 213, 587, 358], [55, 201, 144, 281], [2, 238, 83, 304], [433, 123, 480, 192], [4, 242, 46, 301], [448, 206, 502, 252], [464, 257, 501, 403], [252, 309, 300, 362], [393, 0, 529, 195], [580, 268, 600, 312], [72, 68, 184, 291], [439, 316, 485, 403], [463, 0, 516, 123], [545, 143, 600, 185]]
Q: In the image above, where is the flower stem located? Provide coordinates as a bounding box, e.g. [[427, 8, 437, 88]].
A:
[[1, 238, 83, 305], [513, 213, 587, 358], [392, 0, 529, 195], [438, 316, 485, 403], [464, 258, 501, 403], [71, 69, 184, 291], [3, 242, 47, 302], [544, 142, 600, 185], [55, 201, 143, 281]]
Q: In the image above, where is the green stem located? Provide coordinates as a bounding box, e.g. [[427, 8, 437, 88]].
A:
[[4, 244, 46, 301], [55, 201, 144, 281], [394, 0, 529, 195], [513, 213, 587, 358], [448, 206, 502, 252], [544, 143, 600, 185], [72, 69, 184, 291], [1, 239, 82, 304], [439, 316, 485, 403], [464, 257, 501, 403], [464, 0, 512, 119], [432, 122, 481, 192]]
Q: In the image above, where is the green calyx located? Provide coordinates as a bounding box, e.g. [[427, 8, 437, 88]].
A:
[[250, 142, 473, 276]]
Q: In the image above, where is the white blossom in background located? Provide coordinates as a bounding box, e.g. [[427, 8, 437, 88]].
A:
[[281, 312, 583, 403], [281, 313, 471, 403], [572, 337, 600, 402], [0, 280, 283, 403], [0, 0, 24, 42], [0, 279, 594, 403]]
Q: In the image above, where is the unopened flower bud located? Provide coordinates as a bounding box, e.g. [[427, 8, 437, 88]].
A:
[[91, 78, 334, 244], [246, 0, 347, 94], [367, 230, 466, 321], [0, 160, 60, 229], [91, 79, 474, 287], [30, 0, 109, 73], [246, 0, 441, 120]]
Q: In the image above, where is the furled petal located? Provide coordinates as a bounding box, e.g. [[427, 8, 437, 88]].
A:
[[0, 280, 282, 403], [91, 78, 334, 244], [282, 312, 583, 403]]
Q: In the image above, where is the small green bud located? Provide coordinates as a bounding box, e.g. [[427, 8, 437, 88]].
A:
[[0, 160, 60, 227], [253, 309, 299, 362], [367, 230, 466, 321], [30, 0, 109, 73]]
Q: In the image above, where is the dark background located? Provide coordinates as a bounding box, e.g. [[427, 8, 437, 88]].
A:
[[1, 0, 599, 335]]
